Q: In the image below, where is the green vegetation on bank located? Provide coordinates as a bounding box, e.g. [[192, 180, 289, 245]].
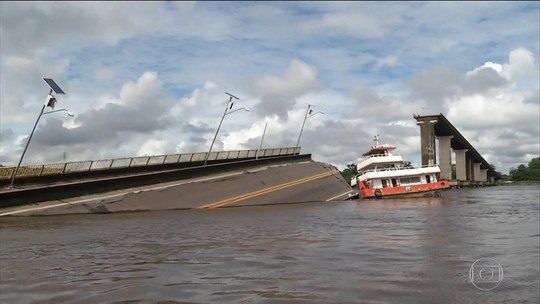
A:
[[340, 163, 358, 184], [505, 157, 540, 181]]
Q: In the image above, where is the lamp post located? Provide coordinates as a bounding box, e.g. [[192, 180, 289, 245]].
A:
[[256, 122, 268, 160], [204, 92, 249, 165], [295, 104, 323, 152], [9, 78, 71, 188]]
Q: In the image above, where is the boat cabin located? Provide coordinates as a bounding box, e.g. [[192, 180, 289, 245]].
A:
[[362, 173, 440, 190]]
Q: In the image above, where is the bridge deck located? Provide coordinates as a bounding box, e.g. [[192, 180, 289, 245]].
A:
[[0, 158, 355, 216]]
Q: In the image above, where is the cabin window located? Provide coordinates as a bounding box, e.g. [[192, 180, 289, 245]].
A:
[[391, 178, 399, 187], [425, 175, 431, 183], [399, 177, 421, 185], [382, 179, 389, 188]]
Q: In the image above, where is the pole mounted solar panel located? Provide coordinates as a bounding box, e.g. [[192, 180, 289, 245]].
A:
[[43, 78, 66, 95], [225, 92, 239, 110], [225, 92, 239, 100]]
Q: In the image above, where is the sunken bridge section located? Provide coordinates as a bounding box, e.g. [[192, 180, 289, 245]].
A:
[[0, 147, 354, 214], [414, 113, 498, 187]]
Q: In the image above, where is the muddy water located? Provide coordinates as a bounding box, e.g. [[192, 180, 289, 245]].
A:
[[1, 185, 539, 303]]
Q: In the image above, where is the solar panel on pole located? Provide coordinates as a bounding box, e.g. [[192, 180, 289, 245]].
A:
[[225, 92, 239, 100], [43, 78, 66, 95]]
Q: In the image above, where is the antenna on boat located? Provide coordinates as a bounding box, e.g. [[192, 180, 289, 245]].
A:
[[374, 134, 380, 147]]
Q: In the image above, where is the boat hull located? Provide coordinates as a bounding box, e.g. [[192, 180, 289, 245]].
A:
[[358, 180, 450, 199]]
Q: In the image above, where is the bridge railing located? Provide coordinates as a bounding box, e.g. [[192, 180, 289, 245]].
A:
[[0, 147, 301, 180]]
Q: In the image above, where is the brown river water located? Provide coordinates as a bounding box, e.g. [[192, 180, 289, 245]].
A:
[[1, 184, 539, 303]]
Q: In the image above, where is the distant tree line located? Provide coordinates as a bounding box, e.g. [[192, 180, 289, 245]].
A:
[[508, 157, 540, 181], [340, 163, 357, 183]]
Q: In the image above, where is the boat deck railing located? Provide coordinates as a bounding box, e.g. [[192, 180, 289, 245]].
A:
[[357, 164, 440, 176], [0, 147, 301, 180], [362, 153, 403, 158]]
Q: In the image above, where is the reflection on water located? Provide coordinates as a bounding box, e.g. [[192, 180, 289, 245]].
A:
[[1, 185, 539, 303]]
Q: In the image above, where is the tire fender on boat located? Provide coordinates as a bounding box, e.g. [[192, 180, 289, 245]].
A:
[[374, 189, 383, 198]]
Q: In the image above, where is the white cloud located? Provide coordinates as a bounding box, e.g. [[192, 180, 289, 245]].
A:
[[93, 72, 162, 109], [0, 53, 70, 124], [251, 59, 323, 120], [252, 59, 322, 97], [0, 1, 538, 175], [446, 92, 538, 129], [376, 55, 403, 68], [467, 61, 503, 76], [95, 67, 116, 81], [0, 2, 164, 56], [302, 9, 399, 38], [500, 47, 537, 82], [137, 138, 168, 156]]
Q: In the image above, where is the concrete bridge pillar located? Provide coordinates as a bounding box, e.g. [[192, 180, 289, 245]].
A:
[[414, 114, 495, 186], [417, 119, 438, 166], [437, 136, 453, 180], [467, 157, 474, 181], [480, 169, 488, 182], [473, 162, 482, 182], [455, 149, 468, 181]]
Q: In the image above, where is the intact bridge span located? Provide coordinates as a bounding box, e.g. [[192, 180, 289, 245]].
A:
[[414, 113, 498, 187]]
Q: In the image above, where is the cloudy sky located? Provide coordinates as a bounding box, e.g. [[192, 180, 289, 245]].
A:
[[1, 1, 539, 174]]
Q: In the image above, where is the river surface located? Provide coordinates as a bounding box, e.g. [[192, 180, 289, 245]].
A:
[[1, 184, 539, 304]]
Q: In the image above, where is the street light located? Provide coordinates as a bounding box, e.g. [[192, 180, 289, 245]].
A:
[[204, 92, 249, 165], [295, 104, 324, 151], [44, 108, 74, 117], [256, 122, 268, 160], [9, 78, 72, 188]]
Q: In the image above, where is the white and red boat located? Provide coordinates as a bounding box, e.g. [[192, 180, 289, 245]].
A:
[[351, 135, 449, 199]]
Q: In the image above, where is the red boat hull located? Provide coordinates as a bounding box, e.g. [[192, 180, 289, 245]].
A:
[[358, 180, 450, 199]]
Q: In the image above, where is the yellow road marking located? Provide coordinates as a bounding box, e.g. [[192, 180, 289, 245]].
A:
[[198, 170, 336, 209], [326, 190, 356, 201], [0, 170, 252, 217]]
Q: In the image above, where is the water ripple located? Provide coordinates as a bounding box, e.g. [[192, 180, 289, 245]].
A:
[[1, 185, 539, 303]]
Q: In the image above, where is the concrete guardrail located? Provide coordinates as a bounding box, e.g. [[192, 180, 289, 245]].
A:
[[0, 147, 301, 180]]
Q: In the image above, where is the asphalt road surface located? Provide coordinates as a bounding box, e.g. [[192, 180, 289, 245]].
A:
[[0, 161, 354, 216]]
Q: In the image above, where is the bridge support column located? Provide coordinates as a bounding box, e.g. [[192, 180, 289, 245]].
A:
[[465, 154, 474, 182], [455, 149, 468, 181], [480, 169, 488, 182], [437, 136, 453, 180], [417, 119, 438, 166], [473, 162, 482, 182], [467, 157, 474, 182], [414, 114, 495, 187]]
